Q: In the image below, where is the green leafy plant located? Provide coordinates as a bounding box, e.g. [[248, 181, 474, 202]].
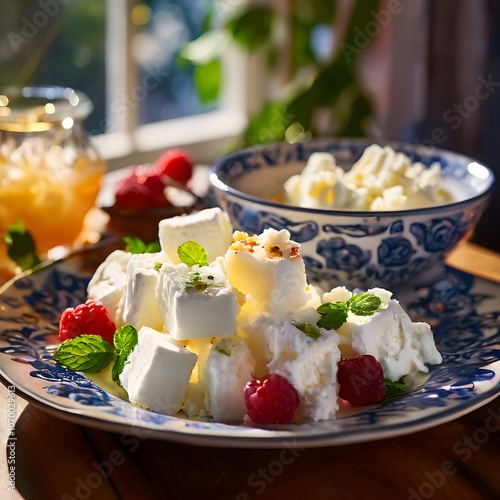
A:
[[180, 0, 378, 147]]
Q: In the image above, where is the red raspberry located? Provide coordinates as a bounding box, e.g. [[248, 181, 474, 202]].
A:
[[337, 355, 387, 406], [154, 149, 193, 186], [59, 300, 116, 344], [244, 374, 300, 424], [114, 167, 171, 211]]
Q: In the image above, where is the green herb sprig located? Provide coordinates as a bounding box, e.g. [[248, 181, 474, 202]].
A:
[[177, 240, 208, 267], [123, 236, 160, 254], [54, 325, 139, 383], [112, 325, 139, 384], [317, 292, 381, 330], [382, 378, 411, 402], [53, 335, 115, 374]]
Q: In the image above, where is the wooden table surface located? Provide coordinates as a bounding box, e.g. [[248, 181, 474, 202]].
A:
[[1, 241, 500, 500]]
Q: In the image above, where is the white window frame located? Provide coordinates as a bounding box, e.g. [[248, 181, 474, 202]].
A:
[[91, 0, 263, 171]]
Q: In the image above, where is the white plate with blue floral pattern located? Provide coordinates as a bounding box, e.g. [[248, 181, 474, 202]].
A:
[[1, 246, 499, 448]]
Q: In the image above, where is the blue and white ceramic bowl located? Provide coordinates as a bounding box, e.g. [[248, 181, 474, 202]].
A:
[[210, 138, 495, 288]]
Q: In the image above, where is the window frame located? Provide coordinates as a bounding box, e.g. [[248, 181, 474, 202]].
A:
[[91, 0, 259, 170]]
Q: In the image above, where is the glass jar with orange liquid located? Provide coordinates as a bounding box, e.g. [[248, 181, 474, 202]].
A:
[[0, 85, 106, 282]]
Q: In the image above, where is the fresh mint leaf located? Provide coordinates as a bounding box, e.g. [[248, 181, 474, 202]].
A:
[[114, 324, 138, 354], [177, 241, 208, 267], [383, 378, 409, 402], [316, 292, 381, 330], [347, 292, 381, 316], [123, 236, 160, 254], [112, 325, 138, 384], [4, 219, 41, 271], [154, 262, 163, 272], [316, 302, 348, 330], [112, 357, 127, 385], [54, 335, 114, 374], [293, 321, 322, 340]]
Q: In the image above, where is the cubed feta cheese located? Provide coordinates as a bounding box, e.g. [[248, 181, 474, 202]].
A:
[[156, 260, 237, 340], [121, 252, 169, 330], [158, 207, 233, 263], [119, 326, 197, 414], [224, 228, 312, 317]]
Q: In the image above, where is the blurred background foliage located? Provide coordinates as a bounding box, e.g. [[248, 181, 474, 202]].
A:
[[181, 0, 378, 148]]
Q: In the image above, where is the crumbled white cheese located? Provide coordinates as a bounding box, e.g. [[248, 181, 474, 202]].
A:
[[284, 145, 452, 210], [240, 312, 340, 421], [337, 298, 442, 381], [204, 337, 256, 422]]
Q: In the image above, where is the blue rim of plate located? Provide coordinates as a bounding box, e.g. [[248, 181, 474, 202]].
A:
[[0, 245, 499, 449]]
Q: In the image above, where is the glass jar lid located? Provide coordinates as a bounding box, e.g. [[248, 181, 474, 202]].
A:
[[0, 85, 93, 132]]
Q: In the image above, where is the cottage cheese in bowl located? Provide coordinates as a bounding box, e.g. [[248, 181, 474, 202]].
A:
[[284, 145, 454, 211]]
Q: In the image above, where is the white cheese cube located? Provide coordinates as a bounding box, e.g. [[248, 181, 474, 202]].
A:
[[224, 228, 312, 317], [119, 326, 197, 415], [337, 299, 442, 381], [156, 260, 237, 340], [241, 312, 340, 421], [158, 207, 233, 263], [87, 250, 132, 325], [121, 252, 169, 330], [205, 338, 255, 422]]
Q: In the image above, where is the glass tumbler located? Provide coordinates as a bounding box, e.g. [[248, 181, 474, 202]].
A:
[[0, 85, 106, 280]]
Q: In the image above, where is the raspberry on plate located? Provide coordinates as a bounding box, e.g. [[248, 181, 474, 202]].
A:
[[59, 300, 116, 344], [154, 149, 193, 186], [337, 355, 387, 406], [244, 374, 300, 424], [114, 167, 171, 211]]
